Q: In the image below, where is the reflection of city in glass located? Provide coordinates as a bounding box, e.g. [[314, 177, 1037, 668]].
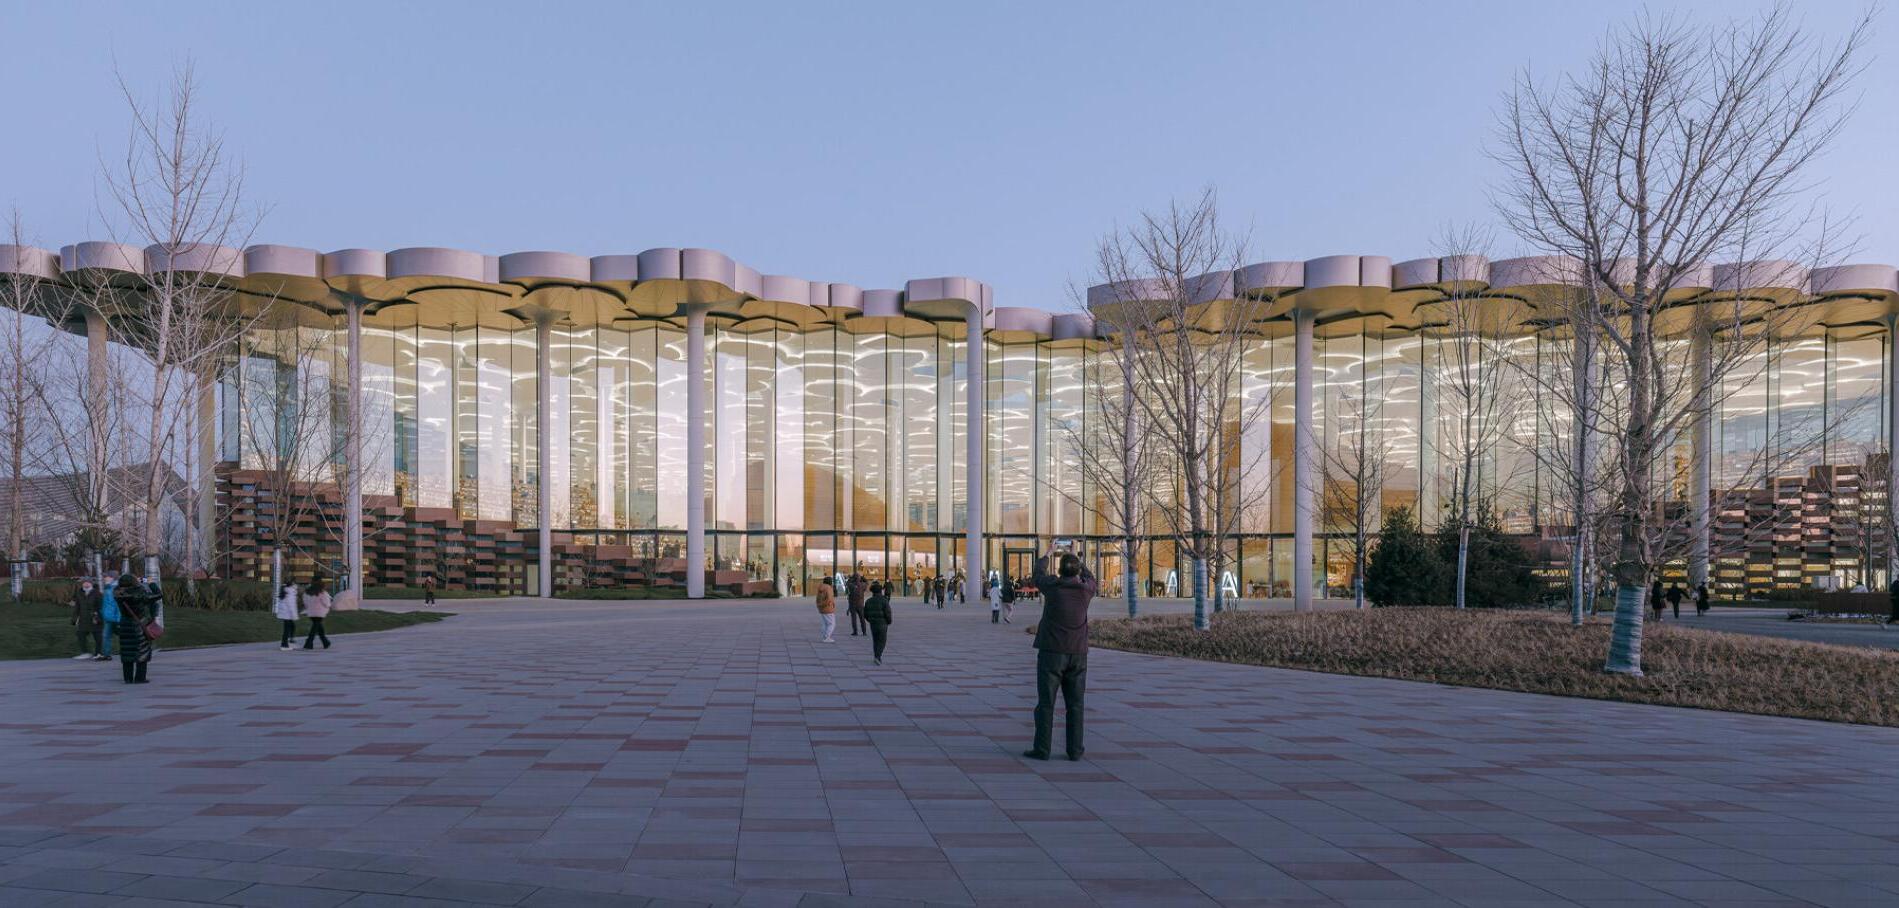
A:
[[225, 314, 1894, 598]]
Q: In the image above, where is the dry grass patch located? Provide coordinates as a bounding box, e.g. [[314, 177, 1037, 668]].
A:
[[1090, 608, 1899, 727]]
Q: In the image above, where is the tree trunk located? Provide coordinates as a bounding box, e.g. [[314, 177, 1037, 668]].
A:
[[1570, 532, 1587, 625], [1605, 303, 1654, 676], [1455, 524, 1471, 609], [1123, 551, 1138, 618], [1191, 554, 1209, 630]]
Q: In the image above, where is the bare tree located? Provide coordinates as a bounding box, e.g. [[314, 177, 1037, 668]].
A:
[[1056, 328, 1160, 616], [1495, 6, 1869, 673], [1087, 190, 1274, 630], [100, 61, 261, 582], [1422, 231, 1533, 609], [22, 292, 129, 580], [0, 213, 59, 595], [236, 307, 348, 591], [1318, 345, 1398, 610]]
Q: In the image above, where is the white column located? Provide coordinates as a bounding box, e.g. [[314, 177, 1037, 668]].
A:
[[345, 301, 364, 605], [1689, 325, 1712, 588], [686, 304, 707, 599], [1293, 309, 1316, 611], [965, 307, 985, 605], [535, 317, 553, 597]]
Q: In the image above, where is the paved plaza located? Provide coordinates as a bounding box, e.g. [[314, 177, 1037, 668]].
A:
[[2, 596, 1898, 907]]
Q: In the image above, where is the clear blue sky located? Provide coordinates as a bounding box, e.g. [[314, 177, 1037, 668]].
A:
[[3, 1, 1891, 310]]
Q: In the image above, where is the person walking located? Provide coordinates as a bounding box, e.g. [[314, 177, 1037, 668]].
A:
[[846, 573, 868, 637], [302, 577, 333, 650], [951, 571, 965, 603], [1025, 549, 1097, 762], [990, 574, 1003, 624], [814, 577, 837, 643], [864, 580, 893, 665], [1649, 579, 1665, 622], [1695, 581, 1711, 617], [933, 575, 946, 609], [274, 581, 302, 651], [1666, 582, 1685, 619], [1001, 575, 1017, 624], [113, 572, 158, 684], [422, 573, 436, 606], [70, 578, 103, 660]]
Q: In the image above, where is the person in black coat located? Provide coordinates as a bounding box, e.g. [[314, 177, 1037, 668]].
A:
[[1026, 550, 1097, 762], [863, 581, 893, 665], [113, 572, 158, 684], [846, 573, 868, 636], [70, 579, 104, 660], [1649, 579, 1665, 622], [1695, 582, 1711, 617], [1666, 583, 1685, 619]]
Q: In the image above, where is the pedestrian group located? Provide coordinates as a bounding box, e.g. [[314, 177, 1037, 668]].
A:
[[69, 573, 165, 684]]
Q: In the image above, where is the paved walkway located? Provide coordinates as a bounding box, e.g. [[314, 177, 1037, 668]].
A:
[[1685, 609, 1899, 651], [3, 596, 1898, 907]]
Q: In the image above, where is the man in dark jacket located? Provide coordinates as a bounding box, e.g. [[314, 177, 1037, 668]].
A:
[[1026, 549, 1097, 762], [846, 573, 869, 636], [70, 579, 104, 660]]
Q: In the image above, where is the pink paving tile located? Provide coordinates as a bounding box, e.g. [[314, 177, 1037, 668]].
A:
[[198, 803, 298, 817], [1278, 861, 1404, 881]]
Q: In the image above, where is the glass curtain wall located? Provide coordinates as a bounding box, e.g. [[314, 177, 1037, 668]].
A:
[[227, 310, 1889, 599]]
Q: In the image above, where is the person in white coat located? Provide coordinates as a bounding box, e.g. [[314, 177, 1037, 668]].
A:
[[274, 582, 301, 651], [302, 577, 333, 650]]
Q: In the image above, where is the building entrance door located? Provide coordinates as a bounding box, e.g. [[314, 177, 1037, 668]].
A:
[[1002, 548, 1038, 589]]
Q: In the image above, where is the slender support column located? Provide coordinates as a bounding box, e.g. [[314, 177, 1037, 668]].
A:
[[1889, 316, 1899, 588], [965, 307, 985, 605], [1689, 326, 1712, 589], [194, 366, 215, 580], [84, 313, 109, 521], [1293, 310, 1315, 611], [686, 304, 707, 600], [344, 302, 364, 605], [535, 317, 553, 598]]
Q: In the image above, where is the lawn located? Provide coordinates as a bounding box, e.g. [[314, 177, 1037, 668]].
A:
[[0, 602, 450, 660], [1089, 608, 1899, 727]]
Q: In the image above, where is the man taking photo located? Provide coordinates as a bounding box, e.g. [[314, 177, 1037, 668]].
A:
[[1025, 546, 1097, 761]]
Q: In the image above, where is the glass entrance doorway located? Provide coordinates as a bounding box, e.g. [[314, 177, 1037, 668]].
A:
[[1002, 548, 1038, 591]]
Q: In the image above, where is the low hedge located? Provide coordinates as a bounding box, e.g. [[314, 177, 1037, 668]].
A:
[[554, 587, 773, 600], [15, 578, 274, 612], [363, 586, 511, 600]]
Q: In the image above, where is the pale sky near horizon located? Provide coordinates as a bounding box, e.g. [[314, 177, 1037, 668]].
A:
[[2, 1, 1893, 311]]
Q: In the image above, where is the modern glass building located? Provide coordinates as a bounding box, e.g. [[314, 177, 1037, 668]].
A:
[[6, 243, 1897, 602]]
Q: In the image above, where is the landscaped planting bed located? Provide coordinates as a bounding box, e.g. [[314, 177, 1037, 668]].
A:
[[1090, 608, 1899, 727]]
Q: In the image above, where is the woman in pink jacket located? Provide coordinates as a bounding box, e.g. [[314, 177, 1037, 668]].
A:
[[302, 577, 333, 650]]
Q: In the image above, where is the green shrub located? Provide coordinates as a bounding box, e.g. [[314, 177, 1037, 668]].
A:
[[1365, 506, 1443, 607]]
